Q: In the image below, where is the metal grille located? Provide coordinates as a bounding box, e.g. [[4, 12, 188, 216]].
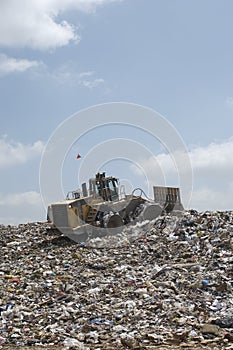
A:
[[153, 186, 183, 213]]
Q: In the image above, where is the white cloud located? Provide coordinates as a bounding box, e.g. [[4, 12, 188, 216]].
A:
[[78, 71, 94, 78], [140, 139, 233, 180], [50, 65, 105, 88], [53, 0, 119, 13], [0, 191, 45, 225], [190, 139, 233, 174], [80, 77, 105, 89], [0, 54, 41, 76], [0, 137, 44, 169], [191, 186, 233, 212], [0, 191, 42, 206], [0, 0, 120, 50], [135, 139, 233, 211], [226, 96, 233, 105]]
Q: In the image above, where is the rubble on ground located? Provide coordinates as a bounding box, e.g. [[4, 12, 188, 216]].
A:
[[0, 210, 233, 349]]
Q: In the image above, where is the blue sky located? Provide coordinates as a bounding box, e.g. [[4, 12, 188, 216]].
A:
[[0, 0, 233, 224]]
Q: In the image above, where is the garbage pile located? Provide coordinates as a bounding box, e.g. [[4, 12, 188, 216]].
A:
[[0, 210, 233, 349]]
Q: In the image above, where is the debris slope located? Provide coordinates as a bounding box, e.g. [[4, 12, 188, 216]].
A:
[[0, 210, 233, 349]]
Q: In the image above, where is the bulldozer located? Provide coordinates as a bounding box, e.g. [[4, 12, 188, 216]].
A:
[[47, 172, 183, 242]]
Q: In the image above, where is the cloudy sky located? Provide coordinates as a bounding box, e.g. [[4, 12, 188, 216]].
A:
[[1, 0, 233, 224]]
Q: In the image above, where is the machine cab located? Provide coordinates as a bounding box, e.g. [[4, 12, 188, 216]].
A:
[[89, 172, 119, 201]]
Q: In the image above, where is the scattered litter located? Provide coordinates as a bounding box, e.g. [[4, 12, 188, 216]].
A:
[[0, 210, 233, 348]]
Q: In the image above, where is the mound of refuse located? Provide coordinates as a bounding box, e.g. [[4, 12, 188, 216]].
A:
[[0, 210, 233, 349]]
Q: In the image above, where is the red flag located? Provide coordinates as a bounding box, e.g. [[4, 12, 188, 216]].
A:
[[76, 154, 81, 159]]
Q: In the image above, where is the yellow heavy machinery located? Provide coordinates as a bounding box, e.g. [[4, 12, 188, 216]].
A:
[[47, 172, 183, 242]]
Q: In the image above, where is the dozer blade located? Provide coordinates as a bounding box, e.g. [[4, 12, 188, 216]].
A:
[[153, 186, 184, 213]]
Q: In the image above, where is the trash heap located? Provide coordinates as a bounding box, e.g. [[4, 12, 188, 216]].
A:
[[0, 210, 233, 349]]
